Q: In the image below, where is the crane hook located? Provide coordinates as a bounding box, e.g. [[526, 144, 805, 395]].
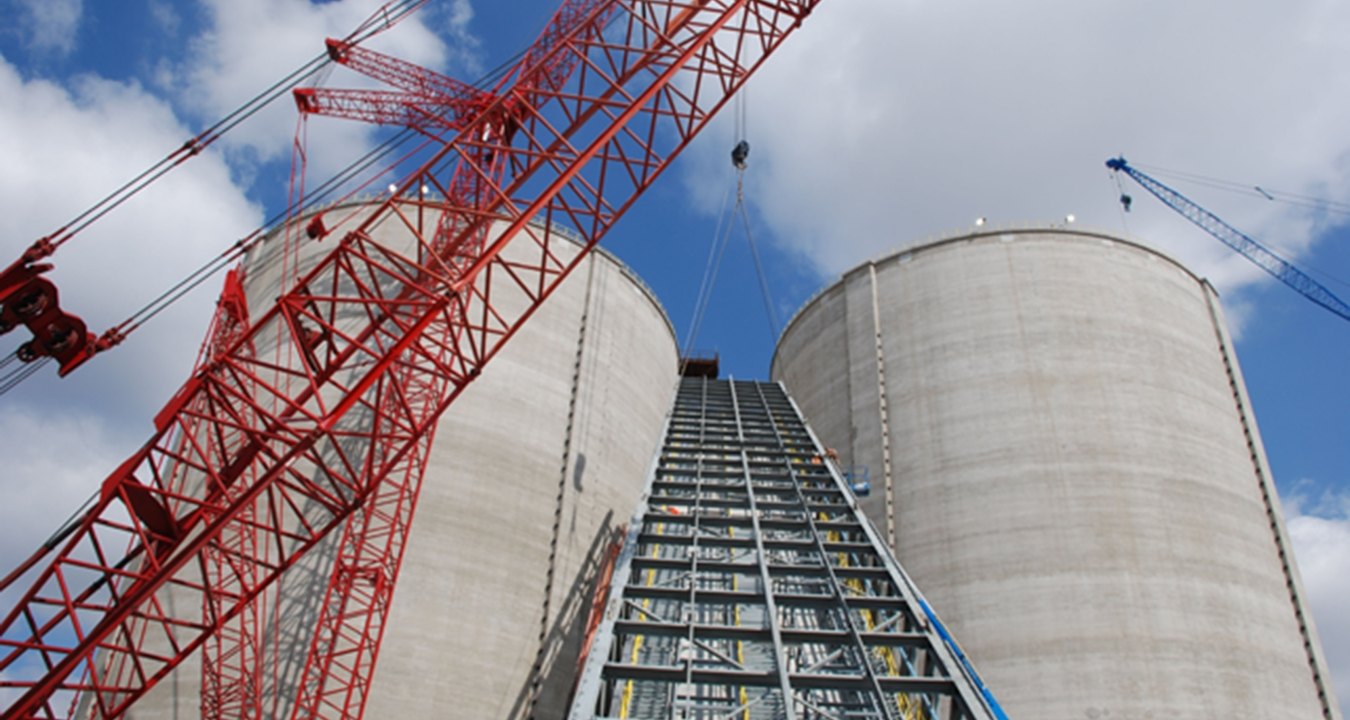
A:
[[731, 140, 749, 169]]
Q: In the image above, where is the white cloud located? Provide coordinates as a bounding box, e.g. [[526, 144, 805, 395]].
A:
[[0, 52, 262, 605], [682, 0, 1350, 309], [9, 0, 83, 57], [0, 404, 125, 584], [435, 0, 481, 76], [0, 57, 262, 422], [172, 0, 458, 184], [1285, 490, 1350, 715], [0, 402, 136, 713], [148, 0, 181, 37]]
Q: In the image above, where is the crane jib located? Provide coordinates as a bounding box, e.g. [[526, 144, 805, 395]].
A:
[[1106, 156, 1350, 323]]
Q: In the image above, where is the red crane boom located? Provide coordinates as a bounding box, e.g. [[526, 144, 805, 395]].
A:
[[0, 1, 823, 718], [231, 3, 614, 716]]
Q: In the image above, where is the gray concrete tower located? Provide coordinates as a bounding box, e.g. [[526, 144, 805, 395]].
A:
[[772, 227, 1340, 719], [130, 202, 680, 719]]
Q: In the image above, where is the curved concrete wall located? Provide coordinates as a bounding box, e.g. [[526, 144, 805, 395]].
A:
[[131, 202, 678, 719], [772, 228, 1339, 719]]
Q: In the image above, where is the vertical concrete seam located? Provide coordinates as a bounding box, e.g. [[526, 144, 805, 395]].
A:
[[1203, 284, 1339, 720], [868, 263, 897, 548], [528, 255, 596, 716], [842, 270, 855, 467]]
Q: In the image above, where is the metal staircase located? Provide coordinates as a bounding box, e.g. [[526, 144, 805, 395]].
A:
[[569, 378, 1007, 720]]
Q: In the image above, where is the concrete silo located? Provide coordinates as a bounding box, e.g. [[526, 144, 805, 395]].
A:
[[131, 202, 679, 719], [772, 227, 1340, 719]]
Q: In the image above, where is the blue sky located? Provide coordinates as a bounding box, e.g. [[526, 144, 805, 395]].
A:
[[0, 0, 1346, 712]]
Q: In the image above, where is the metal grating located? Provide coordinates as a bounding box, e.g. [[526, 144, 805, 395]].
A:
[[569, 378, 1006, 720]]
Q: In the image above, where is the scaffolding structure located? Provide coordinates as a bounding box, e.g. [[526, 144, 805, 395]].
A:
[[570, 378, 1005, 719]]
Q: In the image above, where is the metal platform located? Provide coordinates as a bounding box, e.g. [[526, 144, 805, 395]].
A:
[[569, 378, 1006, 720]]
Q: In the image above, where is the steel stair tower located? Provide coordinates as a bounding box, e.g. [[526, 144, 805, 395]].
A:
[[570, 378, 1007, 720]]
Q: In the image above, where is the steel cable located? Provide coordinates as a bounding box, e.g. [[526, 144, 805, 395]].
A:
[[25, 1, 429, 257], [1135, 162, 1350, 217], [0, 357, 50, 398], [683, 182, 736, 355], [736, 175, 781, 341]]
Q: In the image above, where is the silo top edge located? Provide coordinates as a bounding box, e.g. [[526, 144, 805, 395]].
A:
[[257, 199, 679, 346], [770, 224, 1210, 376]]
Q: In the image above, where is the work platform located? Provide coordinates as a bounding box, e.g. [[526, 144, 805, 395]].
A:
[[570, 379, 1005, 719]]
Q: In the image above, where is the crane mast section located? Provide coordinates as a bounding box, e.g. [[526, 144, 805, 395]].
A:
[[0, 1, 820, 717], [1108, 158, 1350, 323]]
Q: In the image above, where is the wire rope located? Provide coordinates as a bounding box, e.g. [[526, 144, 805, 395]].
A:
[[0, 357, 50, 398], [1128, 161, 1350, 290], [683, 183, 736, 354], [1134, 162, 1350, 217], [731, 84, 780, 342], [1109, 168, 1132, 235], [30, 0, 430, 259], [736, 175, 780, 341], [684, 83, 781, 353]]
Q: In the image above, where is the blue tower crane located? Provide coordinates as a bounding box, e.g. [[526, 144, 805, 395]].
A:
[[1106, 157, 1350, 323]]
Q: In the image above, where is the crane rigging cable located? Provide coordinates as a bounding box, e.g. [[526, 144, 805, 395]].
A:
[[739, 169, 782, 340], [0, 356, 49, 397], [0, 124, 432, 399], [682, 156, 781, 352], [683, 183, 736, 354], [22, 0, 429, 262], [1132, 162, 1350, 217], [683, 91, 781, 354]]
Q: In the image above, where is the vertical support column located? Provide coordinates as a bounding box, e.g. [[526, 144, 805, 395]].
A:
[[1203, 285, 1340, 720], [529, 255, 598, 716], [868, 264, 898, 548]]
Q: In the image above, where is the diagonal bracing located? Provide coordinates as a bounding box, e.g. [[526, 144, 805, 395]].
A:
[[571, 378, 1007, 720]]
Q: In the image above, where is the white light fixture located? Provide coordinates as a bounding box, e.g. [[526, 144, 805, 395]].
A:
[[388, 184, 398, 194], [1065, 214, 1076, 224], [975, 217, 986, 227]]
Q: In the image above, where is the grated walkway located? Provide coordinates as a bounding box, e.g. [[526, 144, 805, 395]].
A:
[[569, 378, 1006, 720]]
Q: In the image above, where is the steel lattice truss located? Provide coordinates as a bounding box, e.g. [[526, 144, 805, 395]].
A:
[[0, 2, 823, 717], [570, 379, 1006, 720], [1105, 157, 1350, 323]]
